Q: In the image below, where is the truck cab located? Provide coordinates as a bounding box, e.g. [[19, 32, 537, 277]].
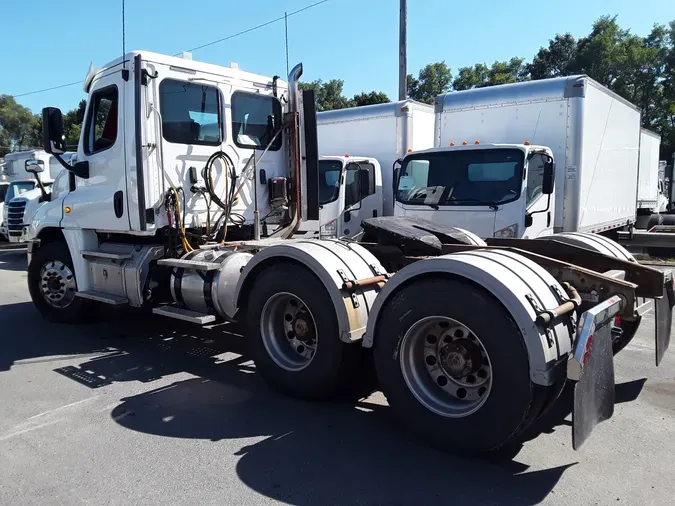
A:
[[318, 155, 382, 238], [393, 143, 555, 239]]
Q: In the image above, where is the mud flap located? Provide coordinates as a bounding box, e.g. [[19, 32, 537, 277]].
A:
[[567, 295, 623, 450], [655, 271, 674, 367]]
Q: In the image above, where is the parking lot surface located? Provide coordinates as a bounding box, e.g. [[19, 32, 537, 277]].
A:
[[1, 248, 674, 505]]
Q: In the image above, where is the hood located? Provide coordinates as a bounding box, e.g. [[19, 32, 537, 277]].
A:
[[397, 206, 497, 239]]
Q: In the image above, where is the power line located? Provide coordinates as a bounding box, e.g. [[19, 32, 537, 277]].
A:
[[179, 0, 328, 54], [8, 0, 330, 100], [11, 80, 82, 98]]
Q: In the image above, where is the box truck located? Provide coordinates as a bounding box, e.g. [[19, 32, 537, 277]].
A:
[[424, 75, 642, 240], [24, 49, 673, 456], [317, 100, 434, 236], [2, 150, 75, 243], [636, 128, 666, 224]]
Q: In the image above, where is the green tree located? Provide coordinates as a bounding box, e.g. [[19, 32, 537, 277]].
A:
[[453, 58, 528, 90], [528, 33, 578, 79], [350, 91, 390, 107], [407, 62, 453, 104], [0, 95, 41, 151], [299, 79, 351, 111]]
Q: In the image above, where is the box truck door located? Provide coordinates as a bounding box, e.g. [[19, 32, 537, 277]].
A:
[[341, 161, 380, 237], [523, 153, 554, 238]]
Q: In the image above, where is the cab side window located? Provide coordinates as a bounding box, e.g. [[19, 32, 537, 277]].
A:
[[526, 154, 546, 207], [160, 80, 222, 145], [344, 162, 376, 208], [85, 86, 119, 155]]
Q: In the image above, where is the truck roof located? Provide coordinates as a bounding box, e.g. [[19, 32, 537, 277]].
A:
[[91, 51, 288, 92], [317, 99, 433, 124], [434, 75, 640, 114], [409, 143, 550, 155]]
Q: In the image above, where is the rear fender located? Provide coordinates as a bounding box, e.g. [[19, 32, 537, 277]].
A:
[[363, 249, 576, 386], [234, 239, 386, 343]]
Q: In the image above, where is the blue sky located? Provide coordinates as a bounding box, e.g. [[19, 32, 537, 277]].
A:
[[2, 0, 673, 114]]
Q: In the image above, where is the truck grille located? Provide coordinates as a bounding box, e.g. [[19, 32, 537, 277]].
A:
[[7, 199, 27, 235]]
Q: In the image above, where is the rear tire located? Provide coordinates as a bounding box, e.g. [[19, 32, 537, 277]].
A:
[[27, 241, 92, 323], [373, 277, 549, 455], [245, 262, 358, 400]]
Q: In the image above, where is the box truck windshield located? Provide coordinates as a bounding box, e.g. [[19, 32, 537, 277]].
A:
[[396, 149, 524, 207]]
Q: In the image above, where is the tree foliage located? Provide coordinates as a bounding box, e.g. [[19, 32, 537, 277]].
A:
[[300, 80, 390, 111], [406, 61, 453, 104], [453, 58, 528, 90], [0, 94, 41, 155]]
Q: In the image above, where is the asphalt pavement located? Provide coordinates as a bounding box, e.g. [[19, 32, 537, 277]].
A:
[[1, 248, 674, 505]]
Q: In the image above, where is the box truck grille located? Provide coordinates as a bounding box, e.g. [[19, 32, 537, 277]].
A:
[[7, 199, 27, 233]]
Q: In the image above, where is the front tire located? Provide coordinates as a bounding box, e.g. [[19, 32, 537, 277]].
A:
[[28, 241, 92, 323], [373, 277, 548, 455], [245, 262, 357, 400]]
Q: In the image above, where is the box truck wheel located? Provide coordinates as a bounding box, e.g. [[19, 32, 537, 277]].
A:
[[373, 277, 548, 455], [27, 241, 92, 323], [245, 262, 357, 400]]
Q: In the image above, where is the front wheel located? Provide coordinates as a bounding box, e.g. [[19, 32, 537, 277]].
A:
[[374, 278, 549, 455], [27, 241, 92, 323], [245, 262, 358, 400]]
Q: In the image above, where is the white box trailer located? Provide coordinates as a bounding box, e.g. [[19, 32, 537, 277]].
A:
[[434, 75, 641, 236], [317, 100, 434, 216], [637, 128, 661, 216]]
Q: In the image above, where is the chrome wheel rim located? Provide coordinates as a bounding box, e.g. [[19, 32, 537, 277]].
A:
[[260, 292, 317, 371], [39, 260, 76, 308], [399, 316, 492, 418]]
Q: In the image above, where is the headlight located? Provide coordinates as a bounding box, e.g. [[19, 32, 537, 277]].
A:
[[320, 219, 337, 238], [494, 223, 518, 238]]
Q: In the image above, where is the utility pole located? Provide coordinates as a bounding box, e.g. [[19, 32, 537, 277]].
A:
[[398, 0, 407, 101]]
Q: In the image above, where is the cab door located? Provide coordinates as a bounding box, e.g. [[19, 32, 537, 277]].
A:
[[62, 69, 130, 232], [523, 153, 554, 238], [340, 160, 381, 237]]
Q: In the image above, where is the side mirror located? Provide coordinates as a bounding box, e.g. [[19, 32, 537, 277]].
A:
[[543, 157, 555, 195], [393, 159, 402, 197], [359, 168, 371, 197], [525, 213, 533, 228], [25, 160, 45, 174], [42, 107, 66, 154]]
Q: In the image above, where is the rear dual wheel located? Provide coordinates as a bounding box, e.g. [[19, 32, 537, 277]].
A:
[[373, 278, 549, 455], [245, 263, 360, 400]]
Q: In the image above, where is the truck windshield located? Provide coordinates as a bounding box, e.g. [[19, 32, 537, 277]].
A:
[[319, 160, 343, 205], [6, 181, 36, 202], [396, 149, 524, 207]]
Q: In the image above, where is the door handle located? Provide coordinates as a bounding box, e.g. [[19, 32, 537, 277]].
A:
[[546, 211, 551, 227], [113, 191, 124, 218]]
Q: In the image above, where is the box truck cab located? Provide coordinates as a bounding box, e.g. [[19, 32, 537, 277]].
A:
[[318, 155, 382, 238], [394, 143, 555, 239], [2, 151, 75, 243], [430, 75, 642, 239]]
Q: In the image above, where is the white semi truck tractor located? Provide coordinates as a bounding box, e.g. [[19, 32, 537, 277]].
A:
[[25, 50, 674, 455]]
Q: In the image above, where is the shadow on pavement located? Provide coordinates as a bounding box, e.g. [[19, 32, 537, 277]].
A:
[[0, 250, 27, 272], [7, 300, 652, 504], [39, 309, 575, 506]]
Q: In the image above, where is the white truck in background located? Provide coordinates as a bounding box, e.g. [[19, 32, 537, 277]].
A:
[[419, 75, 642, 240], [635, 129, 667, 224], [23, 49, 674, 457], [317, 100, 434, 237], [2, 150, 75, 243]]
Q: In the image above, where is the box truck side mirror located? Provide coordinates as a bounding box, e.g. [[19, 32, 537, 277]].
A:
[[543, 158, 555, 195]]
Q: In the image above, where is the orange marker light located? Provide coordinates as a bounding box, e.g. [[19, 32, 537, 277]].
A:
[[462, 141, 468, 146], [65, 206, 72, 214], [407, 148, 413, 152], [449, 142, 455, 146], [344, 154, 350, 158], [475, 140, 480, 145], [524, 140, 531, 146]]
